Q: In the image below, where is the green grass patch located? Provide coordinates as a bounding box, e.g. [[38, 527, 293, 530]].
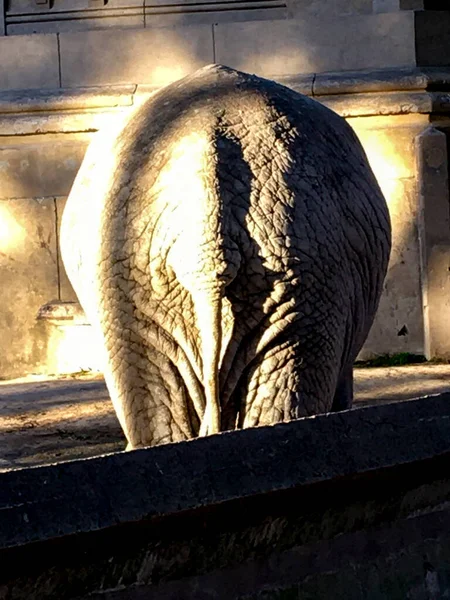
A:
[[354, 353, 427, 368]]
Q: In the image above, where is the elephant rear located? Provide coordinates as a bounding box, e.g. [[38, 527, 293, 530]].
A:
[[61, 64, 391, 448]]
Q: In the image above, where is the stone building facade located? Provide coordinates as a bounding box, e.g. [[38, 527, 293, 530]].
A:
[[0, 0, 449, 377]]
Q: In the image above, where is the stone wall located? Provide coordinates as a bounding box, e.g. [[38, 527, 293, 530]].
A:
[[2, 5, 450, 91], [0, 5, 450, 377], [2, 68, 450, 377], [1, 395, 450, 599], [0, 13, 417, 91]]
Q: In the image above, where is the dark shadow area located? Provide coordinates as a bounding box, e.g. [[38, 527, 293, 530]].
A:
[[0, 380, 109, 417], [0, 411, 124, 471], [1, 363, 450, 469]]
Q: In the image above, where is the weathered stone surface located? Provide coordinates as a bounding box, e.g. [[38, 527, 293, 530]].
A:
[[0, 198, 58, 379], [214, 12, 415, 76], [0, 396, 450, 599], [59, 26, 214, 88], [0, 34, 59, 91]]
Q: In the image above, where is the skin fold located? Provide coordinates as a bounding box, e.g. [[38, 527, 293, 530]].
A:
[[61, 64, 391, 449]]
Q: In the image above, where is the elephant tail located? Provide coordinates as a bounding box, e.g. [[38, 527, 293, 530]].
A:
[[167, 250, 239, 437], [196, 286, 223, 437], [159, 130, 242, 436]]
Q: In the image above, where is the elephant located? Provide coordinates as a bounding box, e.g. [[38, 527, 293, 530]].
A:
[[61, 64, 391, 449]]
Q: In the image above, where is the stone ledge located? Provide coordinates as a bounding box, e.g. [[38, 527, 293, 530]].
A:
[[313, 66, 450, 96], [0, 67, 449, 136], [0, 395, 450, 599], [1, 394, 450, 548], [319, 90, 450, 118], [0, 85, 136, 114]]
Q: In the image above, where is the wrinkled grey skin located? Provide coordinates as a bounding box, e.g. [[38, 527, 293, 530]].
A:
[[61, 64, 391, 449]]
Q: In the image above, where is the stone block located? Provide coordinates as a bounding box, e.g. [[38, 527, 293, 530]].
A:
[[348, 115, 423, 180], [0, 136, 89, 200], [361, 177, 424, 358], [59, 25, 214, 88], [416, 127, 450, 359], [351, 116, 429, 358], [0, 34, 59, 91], [415, 10, 450, 68], [0, 198, 58, 379], [214, 12, 415, 77]]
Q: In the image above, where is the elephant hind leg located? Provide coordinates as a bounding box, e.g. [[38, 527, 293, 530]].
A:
[[235, 339, 339, 428], [331, 366, 353, 412], [104, 332, 197, 449]]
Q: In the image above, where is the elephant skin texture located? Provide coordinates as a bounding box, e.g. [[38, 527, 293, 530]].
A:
[[61, 64, 391, 449]]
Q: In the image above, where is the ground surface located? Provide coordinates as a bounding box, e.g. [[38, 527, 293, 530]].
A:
[[1, 364, 449, 471]]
